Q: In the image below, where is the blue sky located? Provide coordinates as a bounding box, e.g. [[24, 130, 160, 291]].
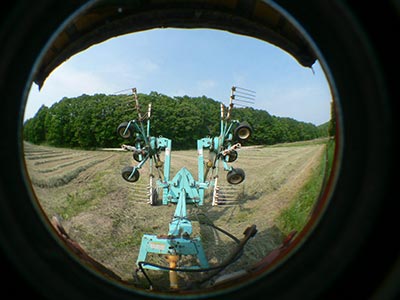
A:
[[25, 28, 332, 125]]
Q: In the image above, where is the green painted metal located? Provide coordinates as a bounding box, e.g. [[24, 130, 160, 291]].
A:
[[118, 86, 254, 274]]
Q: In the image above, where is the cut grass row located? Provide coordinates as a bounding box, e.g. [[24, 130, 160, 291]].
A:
[[33, 154, 80, 165], [36, 156, 96, 173], [30, 156, 113, 188], [24, 140, 330, 282], [25, 142, 115, 188]]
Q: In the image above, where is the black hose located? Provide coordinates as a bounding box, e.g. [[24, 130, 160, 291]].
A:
[[195, 212, 241, 244], [137, 225, 257, 290]]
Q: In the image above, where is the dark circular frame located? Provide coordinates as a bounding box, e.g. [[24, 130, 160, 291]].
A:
[[0, 1, 397, 299]]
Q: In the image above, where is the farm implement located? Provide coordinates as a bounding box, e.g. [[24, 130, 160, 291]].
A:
[[117, 87, 258, 290]]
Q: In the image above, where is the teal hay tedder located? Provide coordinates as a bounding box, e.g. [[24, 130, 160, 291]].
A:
[[117, 87, 258, 290]]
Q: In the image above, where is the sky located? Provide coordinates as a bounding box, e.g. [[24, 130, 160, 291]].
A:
[[25, 28, 332, 125]]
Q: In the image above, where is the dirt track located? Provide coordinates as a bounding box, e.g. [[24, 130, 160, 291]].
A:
[[24, 141, 326, 283]]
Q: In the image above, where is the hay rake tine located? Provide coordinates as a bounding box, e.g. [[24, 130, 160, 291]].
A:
[[233, 86, 256, 94]]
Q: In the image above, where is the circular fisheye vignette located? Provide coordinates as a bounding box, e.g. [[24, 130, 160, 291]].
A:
[[20, 0, 336, 296], [18, 0, 340, 300]]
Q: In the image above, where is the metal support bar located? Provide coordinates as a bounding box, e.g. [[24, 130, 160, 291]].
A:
[[168, 188, 192, 236]]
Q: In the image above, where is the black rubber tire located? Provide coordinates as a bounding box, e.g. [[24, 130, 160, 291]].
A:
[[226, 150, 238, 162], [234, 122, 252, 142], [117, 122, 134, 139], [133, 152, 143, 162], [121, 166, 140, 183], [0, 1, 397, 300], [226, 168, 246, 185]]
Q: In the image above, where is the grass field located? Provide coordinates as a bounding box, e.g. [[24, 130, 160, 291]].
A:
[[24, 139, 328, 288]]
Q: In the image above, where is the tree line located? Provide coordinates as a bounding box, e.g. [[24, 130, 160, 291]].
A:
[[23, 92, 330, 150]]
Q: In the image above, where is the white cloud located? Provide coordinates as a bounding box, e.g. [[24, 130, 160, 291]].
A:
[[172, 88, 188, 96], [197, 79, 217, 91], [256, 85, 331, 125], [49, 66, 114, 93], [24, 63, 119, 120], [232, 72, 247, 87], [139, 59, 160, 73]]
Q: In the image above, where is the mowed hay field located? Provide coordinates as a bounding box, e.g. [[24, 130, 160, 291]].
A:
[[24, 140, 327, 285]]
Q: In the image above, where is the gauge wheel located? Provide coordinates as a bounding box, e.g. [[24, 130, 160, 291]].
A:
[[226, 150, 238, 162], [117, 122, 134, 139], [227, 168, 245, 185], [133, 153, 143, 162], [121, 166, 140, 183], [234, 121, 252, 142]]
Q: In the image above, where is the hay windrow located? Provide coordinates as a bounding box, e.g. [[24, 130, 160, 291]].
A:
[[24, 140, 327, 282]]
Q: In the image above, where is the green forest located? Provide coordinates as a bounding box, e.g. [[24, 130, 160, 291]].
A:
[[23, 92, 330, 150]]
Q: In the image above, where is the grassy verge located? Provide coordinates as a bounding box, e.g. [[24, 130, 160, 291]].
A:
[[276, 138, 335, 235]]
